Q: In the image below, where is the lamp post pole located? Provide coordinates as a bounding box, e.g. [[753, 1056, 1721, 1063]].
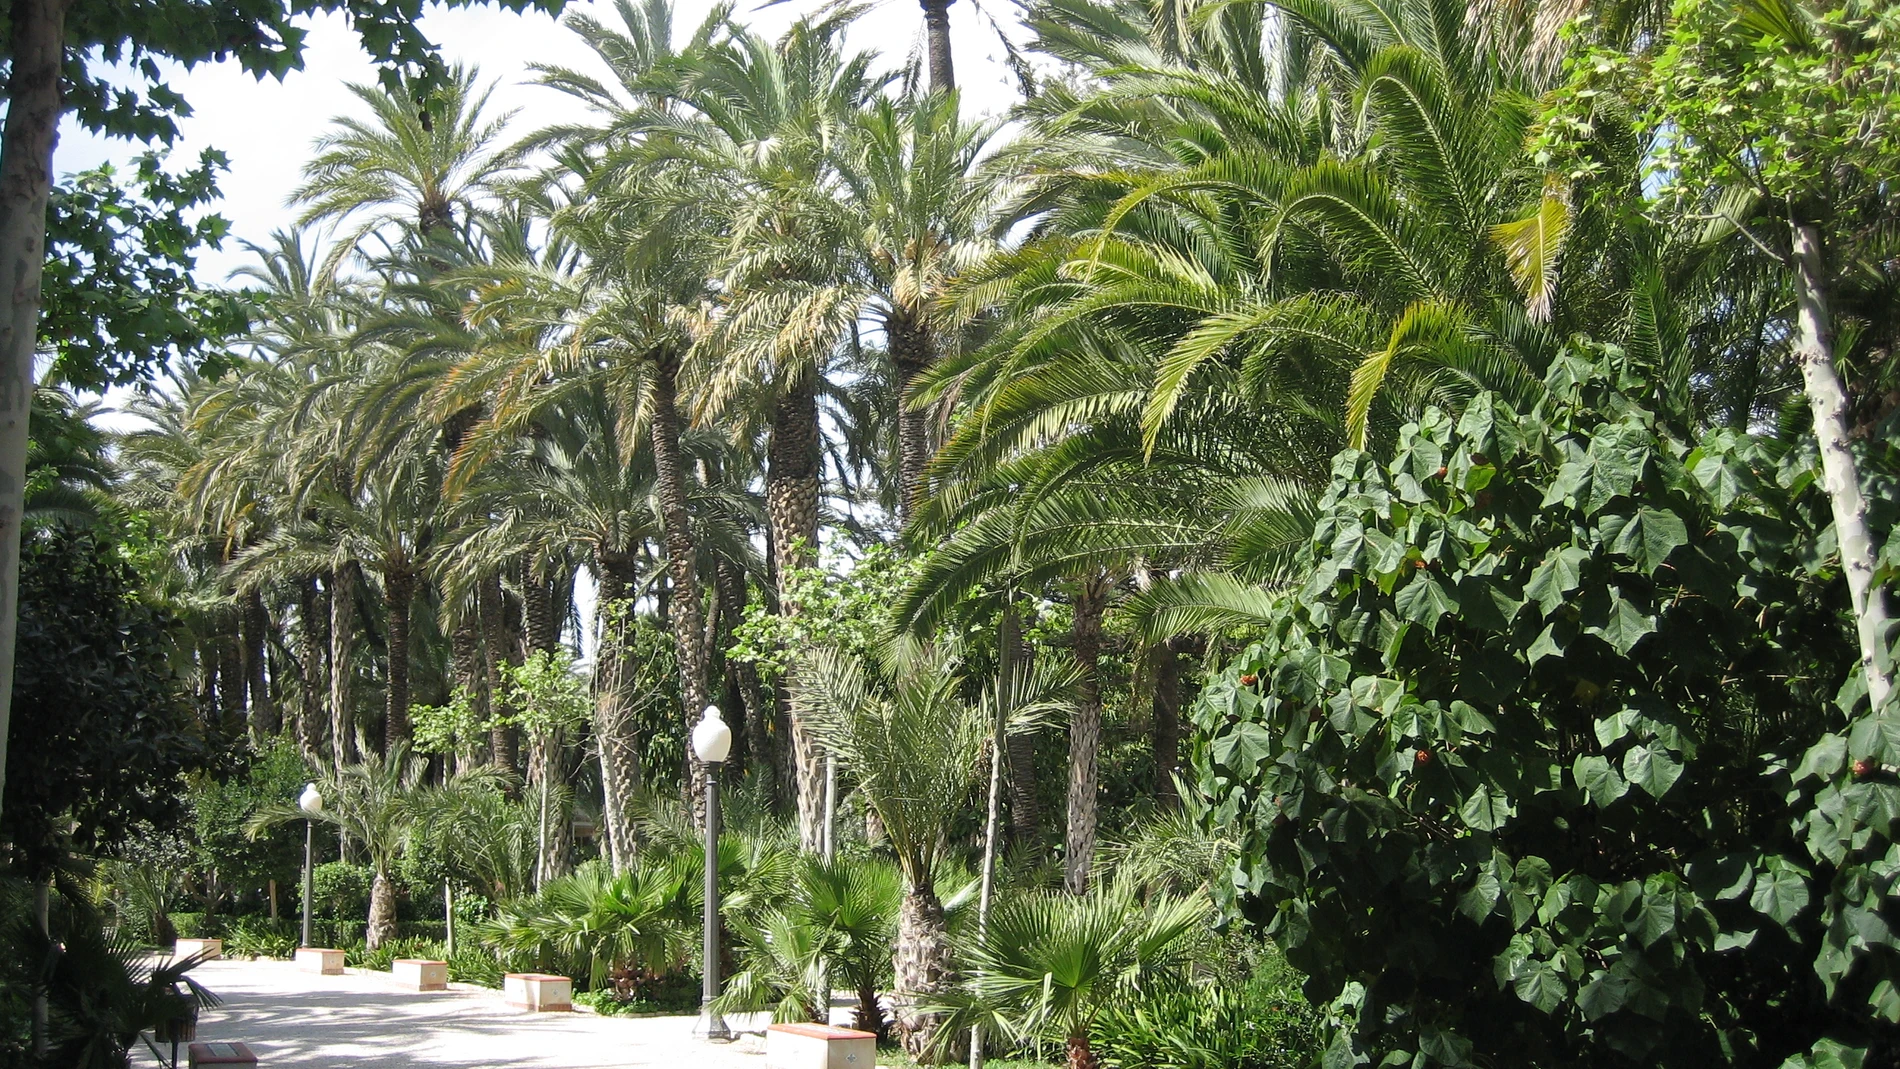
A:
[[298, 782, 323, 948], [692, 706, 733, 1042]]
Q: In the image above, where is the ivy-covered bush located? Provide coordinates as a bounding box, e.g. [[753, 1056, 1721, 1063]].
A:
[[1192, 349, 1899, 1067]]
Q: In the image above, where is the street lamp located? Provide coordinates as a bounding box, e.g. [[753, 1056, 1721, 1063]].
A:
[[691, 705, 733, 1042], [298, 783, 324, 948]]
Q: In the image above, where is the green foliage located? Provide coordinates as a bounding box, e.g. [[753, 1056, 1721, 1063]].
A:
[[1193, 346, 1893, 1066], [1092, 971, 1319, 1069], [410, 688, 486, 758], [167, 912, 208, 940], [2, 525, 206, 879], [222, 916, 297, 960], [448, 945, 504, 988], [40, 151, 247, 391], [349, 936, 445, 972], [482, 858, 697, 992], [937, 877, 1209, 1060], [188, 739, 308, 907], [308, 862, 371, 921], [574, 972, 699, 1015], [716, 854, 901, 1029], [731, 543, 923, 679], [501, 649, 591, 738]]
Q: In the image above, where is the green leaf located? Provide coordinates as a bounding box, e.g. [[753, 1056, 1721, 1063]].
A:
[[1588, 596, 1656, 655], [1512, 958, 1566, 1013], [1610, 506, 1689, 574], [1574, 754, 1629, 808], [1460, 783, 1514, 832], [1576, 970, 1632, 1020], [1525, 546, 1588, 614], [1395, 571, 1459, 630], [1749, 862, 1809, 927], [1623, 741, 1683, 799], [1212, 722, 1275, 774]]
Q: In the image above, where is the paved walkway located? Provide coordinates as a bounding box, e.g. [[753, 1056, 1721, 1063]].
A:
[[143, 959, 775, 1068]]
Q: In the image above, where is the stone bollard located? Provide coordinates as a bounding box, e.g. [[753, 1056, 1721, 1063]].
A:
[[187, 1041, 257, 1067], [392, 959, 448, 991], [503, 973, 573, 1012], [295, 947, 345, 975], [174, 938, 223, 961], [765, 1023, 878, 1069]]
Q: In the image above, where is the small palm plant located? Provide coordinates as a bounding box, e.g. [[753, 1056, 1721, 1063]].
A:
[[715, 854, 902, 1034], [482, 858, 698, 992], [936, 878, 1210, 1069]]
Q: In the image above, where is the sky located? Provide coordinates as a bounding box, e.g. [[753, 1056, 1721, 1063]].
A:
[[54, 0, 1035, 287]]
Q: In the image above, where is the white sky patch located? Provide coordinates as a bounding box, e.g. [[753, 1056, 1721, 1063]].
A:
[[56, 0, 1034, 287]]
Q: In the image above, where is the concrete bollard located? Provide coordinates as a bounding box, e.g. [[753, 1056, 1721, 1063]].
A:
[[294, 947, 345, 975], [503, 973, 573, 1012], [392, 958, 449, 991]]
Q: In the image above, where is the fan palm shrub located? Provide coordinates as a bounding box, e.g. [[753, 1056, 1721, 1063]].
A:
[[716, 853, 902, 1033], [936, 878, 1209, 1069], [482, 857, 698, 992]]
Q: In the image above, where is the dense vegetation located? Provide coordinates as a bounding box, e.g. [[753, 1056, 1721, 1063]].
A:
[[3, 0, 1898, 1066]]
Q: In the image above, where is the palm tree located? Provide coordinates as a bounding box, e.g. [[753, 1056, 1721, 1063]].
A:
[[292, 64, 517, 248], [246, 742, 503, 948]]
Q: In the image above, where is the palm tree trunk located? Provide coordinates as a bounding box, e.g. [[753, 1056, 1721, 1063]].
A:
[[1791, 221, 1895, 711], [522, 570, 573, 881], [330, 564, 358, 776], [919, 0, 956, 92], [594, 556, 644, 873], [1003, 607, 1038, 846], [0, 0, 71, 825], [650, 348, 714, 828], [894, 881, 955, 1062], [220, 622, 247, 738], [1065, 574, 1107, 895], [300, 575, 329, 756], [767, 375, 825, 852], [243, 588, 277, 741], [1152, 637, 1184, 808], [451, 616, 489, 768], [483, 573, 521, 781], [887, 313, 936, 523], [383, 570, 415, 752], [1066, 1032, 1100, 1069], [366, 870, 399, 950]]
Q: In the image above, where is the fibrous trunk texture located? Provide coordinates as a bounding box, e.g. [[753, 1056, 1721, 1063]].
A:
[[300, 576, 329, 756], [650, 348, 712, 828], [1152, 637, 1184, 807], [243, 588, 276, 741], [0, 0, 70, 822], [887, 312, 935, 524], [594, 558, 644, 873], [329, 565, 358, 777], [1065, 575, 1108, 895], [366, 871, 399, 950], [1066, 1032, 1099, 1069], [482, 573, 520, 782], [1791, 221, 1895, 711], [383, 570, 415, 752], [522, 570, 572, 881], [919, 0, 955, 92], [894, 883, 955, 1062], [767, 375, 824, 852], [451, 616, 489, 768]]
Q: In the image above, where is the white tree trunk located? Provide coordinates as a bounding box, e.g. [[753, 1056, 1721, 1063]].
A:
[[0, 0, 71, 823], [1791, 221, 1895, 712]]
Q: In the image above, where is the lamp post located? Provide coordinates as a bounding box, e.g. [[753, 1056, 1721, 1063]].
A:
[[691, 705, 733, 1042], [298, 782, 324, 948]]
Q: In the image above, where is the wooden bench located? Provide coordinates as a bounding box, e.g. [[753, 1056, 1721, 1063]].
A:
[[392, 958, 448, 991], [295, 947, 345, 975], [174, 937, 222, 961], [187, 1041, 257, 1067], [766, 1022, 877, 1069], [504, 973, 572, 1012]]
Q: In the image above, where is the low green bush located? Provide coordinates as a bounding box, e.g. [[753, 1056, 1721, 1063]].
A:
[[223, 916, 296, 960], [575, 971, 699, 1016], [448, 946, 503, 988], [1092, 976, 1318, 1069], [167, 912, 207, 940], [308, 861, 370, 920], [398, 920, 446, 942], [309, 919, 364, 948], [350, 936, 446, 972]]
